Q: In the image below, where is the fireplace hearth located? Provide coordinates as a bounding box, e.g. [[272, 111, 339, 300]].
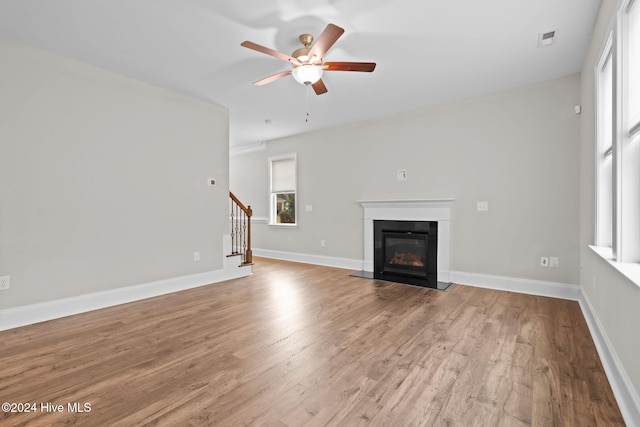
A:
[[374, 220, 438, 288]]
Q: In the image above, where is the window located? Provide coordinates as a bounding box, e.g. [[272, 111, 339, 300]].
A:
[[595, 0, 640, 263], [627, 0, 640, 132], [596, 41, 613, 249], [269, 154, 297, 225], [621, 0, 640, 261]]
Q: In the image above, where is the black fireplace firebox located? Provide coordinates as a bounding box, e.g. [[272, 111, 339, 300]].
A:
[[374, 220, 438, 288]]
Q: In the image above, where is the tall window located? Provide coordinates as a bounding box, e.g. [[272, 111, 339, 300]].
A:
[[596, 41, 613, 249], [269, 154, 297, 225], [596, 0, 640, 263], [621, 0, 640, 261], [627, 0, 640, 132]]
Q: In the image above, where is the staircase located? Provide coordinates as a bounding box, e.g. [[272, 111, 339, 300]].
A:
[[229, 192, 253, 266]]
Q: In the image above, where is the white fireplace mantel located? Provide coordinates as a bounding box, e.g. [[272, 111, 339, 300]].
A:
[[359, 199, 454, 283]]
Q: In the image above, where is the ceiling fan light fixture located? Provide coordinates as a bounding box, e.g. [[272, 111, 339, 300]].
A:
[[292, 65, 323, 85]]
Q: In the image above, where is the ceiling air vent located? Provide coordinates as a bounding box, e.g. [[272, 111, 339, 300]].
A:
[[538, 30, 556, 47]]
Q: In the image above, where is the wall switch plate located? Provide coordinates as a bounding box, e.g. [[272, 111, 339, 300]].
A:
[[208, 178, 216, 186], [320, 240, 326, 248], [193, 251, 200, 261], [477, 201, 489, 211], [550, 257, 559, 268], [540, 257, 549, 267], [305, 205, 313, 212], [397, 170, 407, 181], [0, 276, 10, 290]]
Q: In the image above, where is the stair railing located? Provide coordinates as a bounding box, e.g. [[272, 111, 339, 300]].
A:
[[229, 192, 253, 265]]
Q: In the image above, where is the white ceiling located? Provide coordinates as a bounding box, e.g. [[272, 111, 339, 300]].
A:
[[0, 0, 601, 149]]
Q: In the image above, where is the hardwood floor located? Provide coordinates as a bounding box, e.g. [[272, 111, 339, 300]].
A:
[[0, 258, 624, 426]]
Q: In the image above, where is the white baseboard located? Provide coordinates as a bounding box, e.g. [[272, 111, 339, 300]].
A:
[[578, 290, 640, 427], [253, 248, 363, 271], [450, 270, 581, 300], [252, 251, 582, 300], [0, 235, 251, 331]]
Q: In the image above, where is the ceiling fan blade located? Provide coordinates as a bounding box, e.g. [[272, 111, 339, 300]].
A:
[[307, 24, 345, 61], [241, 41, 301, 65], [323, 62, 376, 72], [254, 70, 293, 86], [312, 79, 328, 95]]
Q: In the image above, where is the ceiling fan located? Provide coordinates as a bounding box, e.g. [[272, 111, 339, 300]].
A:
[[241, 23, 376, 95]]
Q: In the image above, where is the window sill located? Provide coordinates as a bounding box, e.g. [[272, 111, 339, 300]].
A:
[[589, 245, 640, 289], [268, 223, 298, 229]]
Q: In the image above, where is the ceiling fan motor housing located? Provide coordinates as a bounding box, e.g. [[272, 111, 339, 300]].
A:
[[292, 34, 316, 63]]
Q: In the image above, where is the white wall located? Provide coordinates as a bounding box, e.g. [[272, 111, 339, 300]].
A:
[[0, 38, 230, 309], [579, 0, 640, 406], [231, 74, 581, 286]]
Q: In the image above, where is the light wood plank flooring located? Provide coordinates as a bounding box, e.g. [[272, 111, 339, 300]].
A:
[[0, 257, 624, 426]]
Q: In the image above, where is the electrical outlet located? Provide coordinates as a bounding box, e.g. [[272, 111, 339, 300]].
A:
[[540, 257, 549, 267], [477, 201, 489, 211], [0, 276, 10, 290], [193, 251, 200, 261], [549, 257, 559, 268]]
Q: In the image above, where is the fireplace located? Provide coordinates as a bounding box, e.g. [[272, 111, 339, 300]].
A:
[[374, 220, 438, 288], [359, 199, 454, 287]]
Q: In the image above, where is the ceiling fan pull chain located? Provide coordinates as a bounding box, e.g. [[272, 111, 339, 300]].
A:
[[305, 85, 311, 123]]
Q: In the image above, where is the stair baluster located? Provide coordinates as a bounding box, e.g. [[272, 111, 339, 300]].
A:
[[229, 192, 253, 265]]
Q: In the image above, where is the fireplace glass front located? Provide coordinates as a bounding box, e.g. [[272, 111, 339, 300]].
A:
[[374, 220, 438, 288]]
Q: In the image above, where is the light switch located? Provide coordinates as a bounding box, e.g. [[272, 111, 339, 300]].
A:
[[477, 201, 489, 211]]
